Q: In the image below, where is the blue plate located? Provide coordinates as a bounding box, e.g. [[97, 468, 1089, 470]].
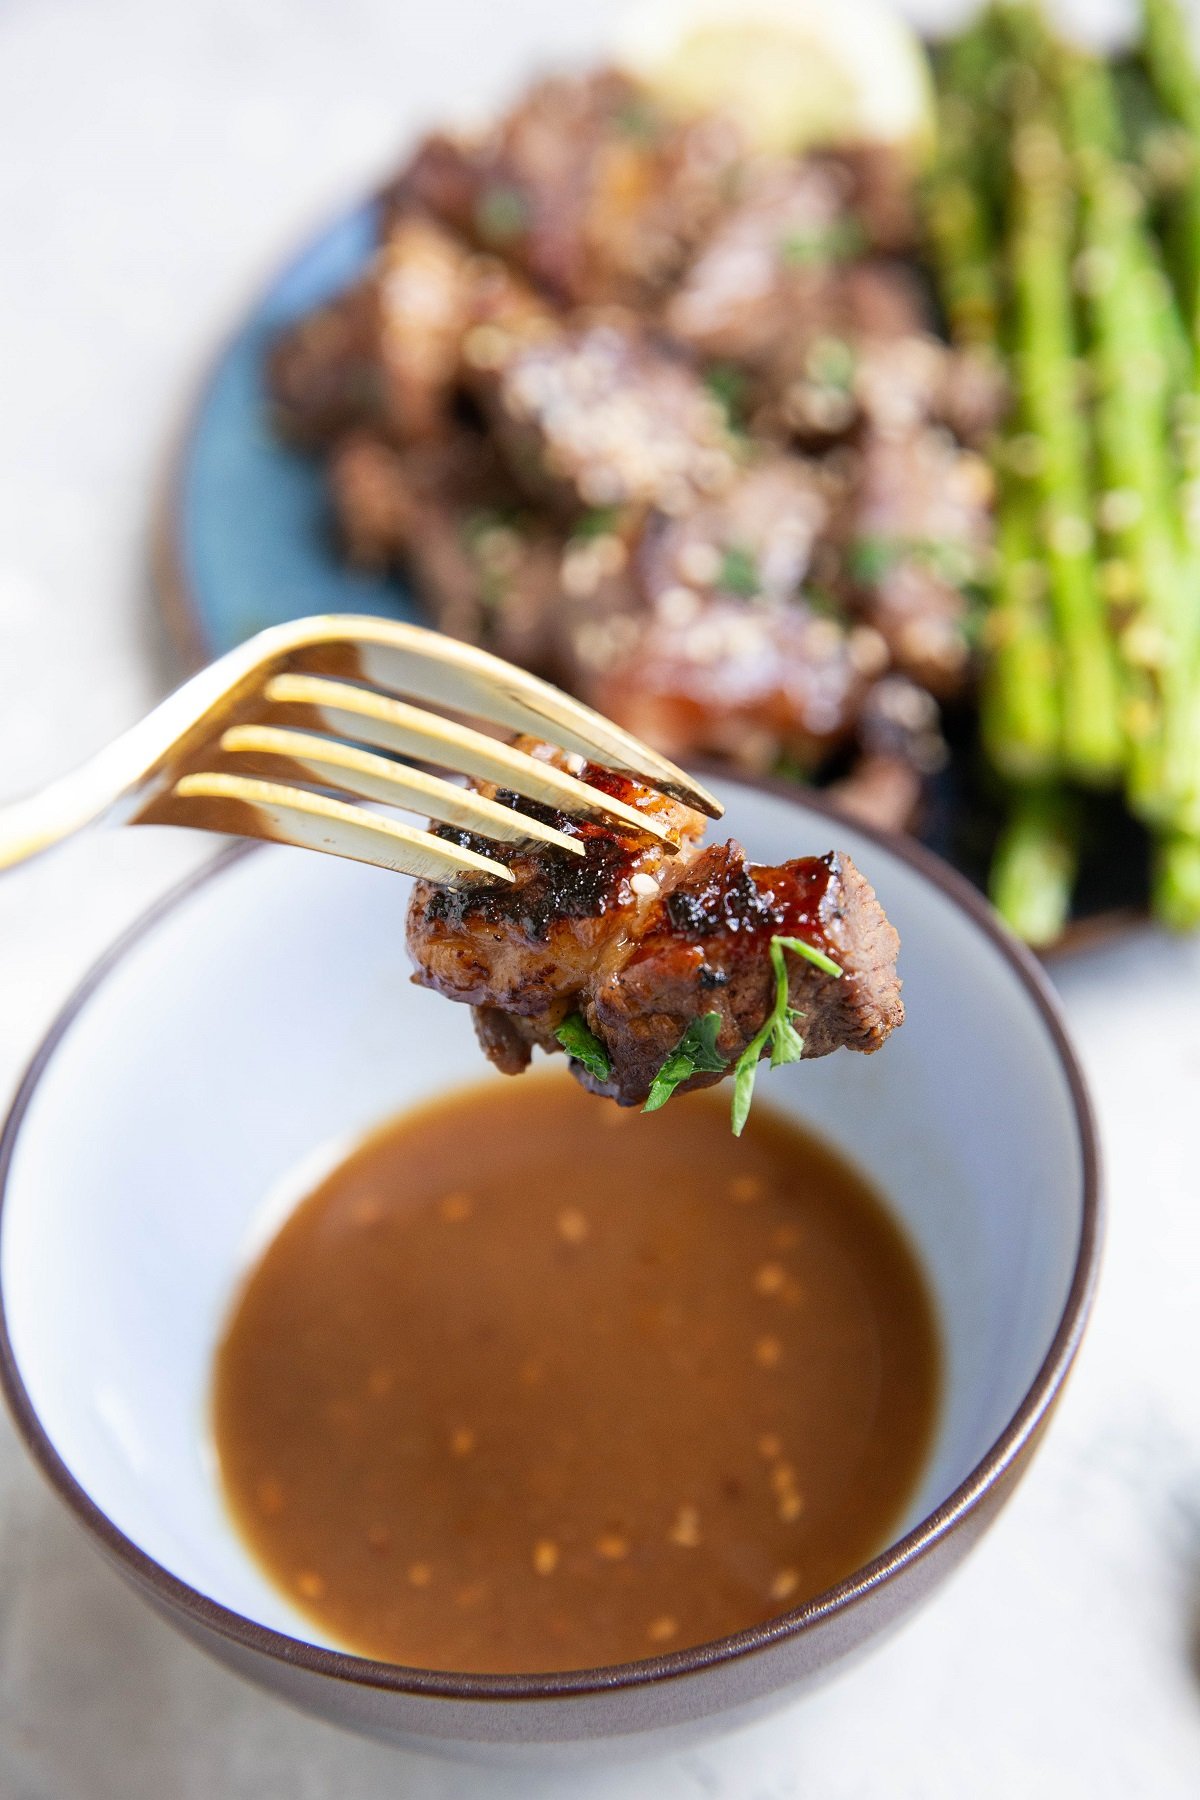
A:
[[163, 199, 418, 664]]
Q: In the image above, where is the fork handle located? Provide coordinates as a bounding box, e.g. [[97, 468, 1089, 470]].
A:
[[0, 758, 127, 873]]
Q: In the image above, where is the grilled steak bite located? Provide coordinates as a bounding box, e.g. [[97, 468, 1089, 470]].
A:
[[388, 70, 743, 308], [844, 423, 993, 697], [476, 318, 740, 517], [406, 747, 902, 1109], [577, 590, 876, 775]]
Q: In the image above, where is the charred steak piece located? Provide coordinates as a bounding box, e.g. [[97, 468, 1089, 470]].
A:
[[555, 457, 887, 773], [268, 217, 544, 449], [406, 746, 902, 1108], [327, 429, 567, 659], [388, 69, 743, 308], [472, 317, 740, 517]]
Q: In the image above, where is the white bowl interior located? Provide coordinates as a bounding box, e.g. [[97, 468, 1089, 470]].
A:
[[1, 783, 1086, 1651]]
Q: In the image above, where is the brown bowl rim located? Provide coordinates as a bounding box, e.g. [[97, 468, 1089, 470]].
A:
[[0, 779, 1103, 1704]]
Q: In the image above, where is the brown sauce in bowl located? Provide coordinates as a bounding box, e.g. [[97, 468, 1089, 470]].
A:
[[212, 1074, 940, 1673]]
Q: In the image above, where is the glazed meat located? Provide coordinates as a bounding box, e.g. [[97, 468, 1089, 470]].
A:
[[556, 457, 887, 772], [575, 591, 878, 775], [388, 70, 743, 308], [407, 751, 902, 1108], [329, 430, 566, 652], [269, 218, 545, 448], [473, 318, 740, 517], [844, 424, 993, 696]]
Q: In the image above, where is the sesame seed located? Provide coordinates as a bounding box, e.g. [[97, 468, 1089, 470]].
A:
[[407, 1562, 433, 1588], [769, 1569, 799, 1603], [629, 871, 658, 897], [366, 1366, 394, 1399], [657, 583, 703, 627], [757, 1434, 782, 1461], [591, 533, 628, 577], [770, 1463, 798, 1495], [678, 540, 723, 585], [730, 1175, 763, 1204], [668, 1505, 702, 1549], [561, 544, 604, 599], [462, 323, 511, 371], [753, 1262, 787, 1296], [646, 1615, 679, 1644], [450, 1426, 476, 1457], [778, 1492, 805, 1524], [754, 1335, 783, 1369], [438, 1192, 473, 1223], [351, 1197, 385, 1227], [295, 1571, 326, 1600], [596, 1532, 630, 1561], [255, 1477, 285, 1517], [847, 625, 890, 677], [557, 1207, 589, 1244], [533, 1540, 559, 1576]]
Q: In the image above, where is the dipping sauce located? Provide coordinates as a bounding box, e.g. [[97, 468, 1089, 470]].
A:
[[213, 1074, 940, 1673]]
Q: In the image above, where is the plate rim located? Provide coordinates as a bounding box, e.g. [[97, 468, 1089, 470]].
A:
[[151, 187, 382, 677]]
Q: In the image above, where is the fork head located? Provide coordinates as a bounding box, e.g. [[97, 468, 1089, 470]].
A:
[[130, 616, 723, 885]]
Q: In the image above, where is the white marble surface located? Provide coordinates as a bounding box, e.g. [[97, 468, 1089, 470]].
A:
[[0, 0, 1198, 1794]]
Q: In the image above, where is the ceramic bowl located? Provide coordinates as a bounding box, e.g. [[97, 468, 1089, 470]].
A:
[[0, 777, 1101, 1758]]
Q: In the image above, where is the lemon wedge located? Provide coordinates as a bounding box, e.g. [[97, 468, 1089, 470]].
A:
[[617, 0, 935, 158]]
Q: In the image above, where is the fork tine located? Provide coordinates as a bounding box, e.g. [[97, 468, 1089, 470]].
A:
[[262, 674, 682, 847], [285, 618, 724, 818], [218, 725, 586, 857], [170, 773, 514, 885]]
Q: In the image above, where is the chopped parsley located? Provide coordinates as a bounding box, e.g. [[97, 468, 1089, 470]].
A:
[[460, 506, 522, 609], [639, 937, 843, 1132], [474, 183, 529, 244], [643, 1013, 726, 1114], [718, 542, 760, 598], [730, 936, 842, 1138], [778, 217, 866, 267], [704, 361, 749, 429], [555, 1014, 611, 1081], [848, 534, 903, 586], [806, 335, 856, 392], [850, 533, 984, 592], [613, 95, 661, 142], [571, 505, 622, 542]]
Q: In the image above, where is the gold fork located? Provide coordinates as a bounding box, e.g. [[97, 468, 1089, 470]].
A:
[[0, 616, 722, 885]]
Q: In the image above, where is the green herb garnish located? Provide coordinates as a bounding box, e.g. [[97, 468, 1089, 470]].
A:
[[850, 533, 983, 592], [778, 217, 866, 267], [643, 1013, 726, 1114], [806, 335, 856, 392], [613, 95, 661, 142], [571, 505, 621, 542], [731, 937, 842, 1137], [460, 506, 524, 608], [849, 534, 903, 586], [704, 361, 749, 428], [475, 184, 529, 244], [555, 1013, 611, 1081], [718, 542, 760, 598]]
